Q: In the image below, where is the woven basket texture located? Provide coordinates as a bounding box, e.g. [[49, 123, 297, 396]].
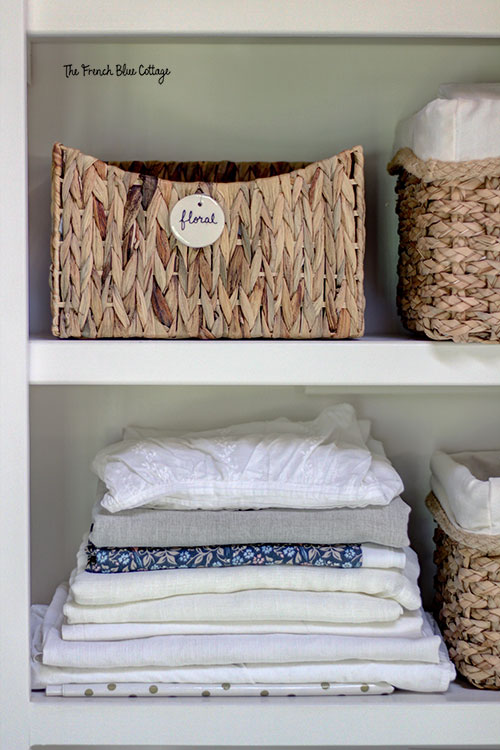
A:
[[427, 492, 500, 689], [388, 148, 500, 343], [50, 143, 365, 339]]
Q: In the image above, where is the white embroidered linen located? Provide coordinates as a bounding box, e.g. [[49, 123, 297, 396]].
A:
[[30, 608, 455, 693], [431, 450, 500, 534], [62, 609, 425, 641], [42, 585, 439, 668], [63, 588, 405, 625], [69, 543, 420, 609], [93, 405, 403, 512], [393, 92, 500, 162]]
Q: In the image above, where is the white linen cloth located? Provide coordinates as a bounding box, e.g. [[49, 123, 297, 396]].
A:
[[63, 588, 405, 625], [42, 585, 439, 668], [431, 450, 500, 534], [45, 681, 395, 697], [30, 608, 455, 693], [69, 544, 421, 610], [62, 608, 424, 641], [393, 93, 500, 161], [93, 405, 403, 512]]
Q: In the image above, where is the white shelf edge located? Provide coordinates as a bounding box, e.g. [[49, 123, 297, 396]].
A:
[[29, 336, 500, 387], [30, 684, 500, 747], [27, 0, 500, 38]]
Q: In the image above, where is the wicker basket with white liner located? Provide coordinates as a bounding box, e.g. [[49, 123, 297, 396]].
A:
[[388, 84, 500, 342], [427, 449, 500, 689], [50, 143, 365, 339]]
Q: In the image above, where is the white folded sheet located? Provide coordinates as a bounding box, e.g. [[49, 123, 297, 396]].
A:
[[431, 450, 500, 534], [62, 609, 425, 641], [30, 608, 455, 693], [63, 588, 404, 625], [93, 405, 403, 513], [42, 585, 440, 668], [69, 544, 421, 610]]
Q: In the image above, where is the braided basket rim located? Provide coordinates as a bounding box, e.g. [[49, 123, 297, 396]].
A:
[[426, 492, 500, 554], [56, 142, 364, 189], [387, 146, 500, 183]]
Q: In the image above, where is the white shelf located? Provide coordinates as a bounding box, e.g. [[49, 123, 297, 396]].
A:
[[29, 335, 500, 387], [27, 0, 500, 38], [29, 683, 500, 747]]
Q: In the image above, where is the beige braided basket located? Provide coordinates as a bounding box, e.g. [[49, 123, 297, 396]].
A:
[[427, 491, 500, 688], [50, 143, 365, 339], [388, 148, 500, 343]]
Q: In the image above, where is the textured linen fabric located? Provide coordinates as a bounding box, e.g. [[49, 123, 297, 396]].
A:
[[44, 682, 395, 697], [69, 543, 421, 609], [93, 405, 403, 513], [89, 496, 411, 548], [31, 608, 455, 693], [63, 588, 405, 625], [431, 450, 500, 534], [85, 541, 364, 573], [41, 586, 440, 668], [61, 609, 425, 641], [393, 95, 500, 161]]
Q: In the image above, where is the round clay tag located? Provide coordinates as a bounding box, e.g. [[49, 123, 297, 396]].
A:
[[169, 194, 225, 248]]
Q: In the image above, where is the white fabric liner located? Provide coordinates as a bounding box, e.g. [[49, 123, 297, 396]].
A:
[[393, 86, 500, 161], [69, 543, 421, 610], [30, 607, 455, 693], [93, 405, 403, 513], [42, 584, 440, 668], [431, 450, 500, 534]]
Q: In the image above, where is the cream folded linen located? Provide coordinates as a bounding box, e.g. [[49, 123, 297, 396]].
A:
[[43, 585, 439, 668], [45, 682, 395, 697], [393, 94, 500, 161], [31, 609, 455, 693], [63, 588, 404, 625], [431, 450, 500, 534], [69, 544, 420, 610], [62, 608, 424, 641], [93, 405, 403, 513]]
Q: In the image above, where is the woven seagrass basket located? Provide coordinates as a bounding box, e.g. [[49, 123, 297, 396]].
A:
[[50, 143, 365, 339], [388, 148, 500, 342], [427, 491, 500, 689]]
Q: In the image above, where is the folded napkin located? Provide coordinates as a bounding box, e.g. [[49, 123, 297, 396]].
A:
[[31, 607, 455, 693], [85, 541, 406, 574], [89, 495, 411, 549], [93, 405, 403, 513], [62, 609, 425, 641], [69, 543, 421, 609], [63, 588, 405, 625], [41, 585, 440, 668]]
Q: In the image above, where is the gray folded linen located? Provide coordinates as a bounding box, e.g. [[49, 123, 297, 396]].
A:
[[89, 496, 410, 548]]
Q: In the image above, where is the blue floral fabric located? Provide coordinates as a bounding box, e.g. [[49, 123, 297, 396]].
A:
[[85, 542, 363, 573]]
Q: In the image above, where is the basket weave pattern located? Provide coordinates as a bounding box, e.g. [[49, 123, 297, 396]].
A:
[[388, 148, 500, 343], [50, 144, 365, 339], [427, 492, 500, 689]]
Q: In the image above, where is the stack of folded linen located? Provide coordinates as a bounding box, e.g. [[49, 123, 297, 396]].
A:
[[31, 404, 455, 697]]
